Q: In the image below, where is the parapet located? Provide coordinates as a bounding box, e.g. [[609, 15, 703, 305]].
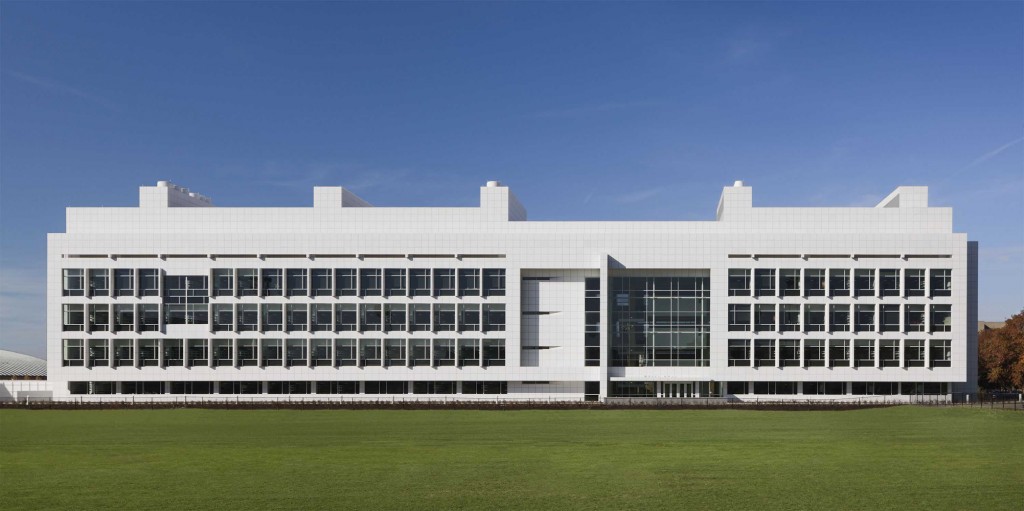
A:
[[139, 181, 213, 208]]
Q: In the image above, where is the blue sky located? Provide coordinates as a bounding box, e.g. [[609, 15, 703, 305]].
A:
[[2, 2, 1022, 357]]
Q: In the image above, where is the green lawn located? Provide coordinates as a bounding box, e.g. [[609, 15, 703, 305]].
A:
[[1, 406, 1021, 511]]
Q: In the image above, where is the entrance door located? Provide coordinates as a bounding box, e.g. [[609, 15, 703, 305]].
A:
[[680, 382, 694, 398], [663, 383, 694, 398]]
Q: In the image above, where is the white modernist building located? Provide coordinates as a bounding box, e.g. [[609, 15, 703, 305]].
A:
[[48, 180, 978, 401]]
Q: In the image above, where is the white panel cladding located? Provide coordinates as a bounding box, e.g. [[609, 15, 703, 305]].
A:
[[46, 181, 974, 401]]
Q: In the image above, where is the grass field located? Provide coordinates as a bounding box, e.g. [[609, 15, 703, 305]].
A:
[[1, 406, 1021, 510]]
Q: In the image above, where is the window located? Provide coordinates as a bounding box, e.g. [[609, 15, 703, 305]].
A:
[[829, 339, 850, 367], [311, 269, 332, 296], [931, 305, 951, 332], [237, 304, 258, 332], [829, 269, 850, 297], [138, 304, 159, 331], [360, 303, 382, 331], [804, 305, 825, 332], [212, 304, 233, 332], [286, 339, 307, 367], [433, 269, 456, 296], [726, 381, 748, 395], [385, 304, 407, 332], [220, 381, 261, 394], [409, 339, 431, 366], [754, 304, 775, 332], [483, 304, 506, 332], [458, 339, 480, 367], [459, 304, 481, 331], [262, 304, 283, 331], [458, 268, 481, 296], [286, 304, 308, 331], [335, 269, 357, 296], [286, 269, 308, 297], [162, 339, 183, 367], [335, 339, 357, 366], [754, 269, 775, 297], [905, 269, 926, 297], [585, 279, 600, 367], [930, 340, 951, 367], [113, 339, 135, 368], [88, 304, 110, 332], [804, 340, 825, 367], [63, 269, 85, 296], [752, 381, 797, 395], [433, 339, 455, 366], [879, 340, 900, 367], [855, 304, 875, 332], [385, 269, 406, 296], [854, 339, 875, 367], [62, 339, 84, 366], [384, 339, 406, 367], [880, 269, 900, 297], [413, 381, 457, 394], [316, 381, 359, 394], [62, 304, 84, 331], [212, 269, 233, 297], [88, 339, 109, 367], [434, 304, 455, 331], [728, 339, 751, 366], [905, 305, 925, 332], [780, 269, 800, 296], [309, 339, 329, 368], [483, 339, 505, 367], [609, 381, 655, 398], [110, 304, 133, 332], [360, 269, 382, 296], [904, 340, 925, 367], [164, 275, 209, 305], [335, 304, 357, 331], [311, 304, 333, 332], [163, 304, 208, 325], [779, 340, 800, 366], [410, 304, 431, 332], [138, 339, 159, 366], [261, 269, 283, 296], [212, 339, 233, 367], [780, 304, 800, 332], [139, 269, 160, 296], [237, 269, 258, 296], [365, 381, 408, 395], [728, 304, 751, 332], [261, 339, 283, 366], [409, 269, 431, 296], [483, 269, 506, 297], [88, 269, 110, 297], [462, 381, 507, 395], [804, 269, 825, 297], [728, 269, 751, 296], [187, 339, 208, 367], [360, 339, 381, 366], [880, 305, 900, 332], [931, 269, 951, 297], [237, 339, 258, 366], [852, 382, 898, 395], [114, 269, 134, 296], [754, 339, 775, 367], [803, 382, 845, 395], [830, 304, 850, 332], [854, 269, 875, 297]]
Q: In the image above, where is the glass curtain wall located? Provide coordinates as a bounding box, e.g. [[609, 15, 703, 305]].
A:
[[610, 275, 710, 367]]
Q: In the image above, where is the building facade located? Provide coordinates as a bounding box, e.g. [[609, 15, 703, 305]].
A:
[[48, 180, 978, 401]]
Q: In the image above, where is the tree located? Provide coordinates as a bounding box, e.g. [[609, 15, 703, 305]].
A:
[[978, 310, 1024, 391]]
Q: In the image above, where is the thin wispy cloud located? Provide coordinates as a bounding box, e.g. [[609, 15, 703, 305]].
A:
[[6, 70, 119, 111], [959, 136, 1023, 172], [524, 100, 664, 120]]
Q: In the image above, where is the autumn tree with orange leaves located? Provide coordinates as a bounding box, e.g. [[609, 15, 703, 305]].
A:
[[978, 310, 1024, 390]]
